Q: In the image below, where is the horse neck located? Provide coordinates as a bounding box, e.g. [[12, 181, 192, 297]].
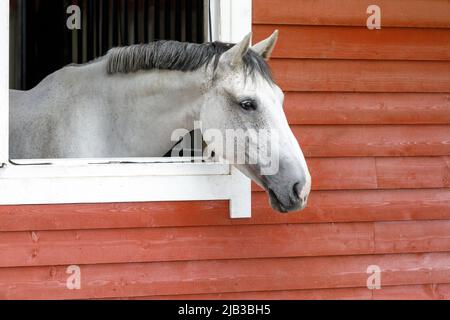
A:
[[68, 58, 207, 115], [60, 59, 209, 156]]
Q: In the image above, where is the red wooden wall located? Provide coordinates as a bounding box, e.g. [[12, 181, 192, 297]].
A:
[[0, 0, 450, 299]]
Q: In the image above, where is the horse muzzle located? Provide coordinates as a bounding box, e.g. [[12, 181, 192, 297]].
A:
[[266, 177, 311, 213]]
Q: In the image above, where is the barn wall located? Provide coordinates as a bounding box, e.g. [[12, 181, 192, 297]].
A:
[[0, 0, 450, 299]]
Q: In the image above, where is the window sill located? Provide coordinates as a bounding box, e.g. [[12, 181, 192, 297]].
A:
[[0, 158, 251, 219]]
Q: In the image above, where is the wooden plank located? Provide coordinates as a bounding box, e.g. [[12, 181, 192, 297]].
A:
[[373, 284, 450, 300], [1, 188, 450, 231], [0, 223, 375, 267], [375, 157, 450, 189], [131, 284, 450, 300], [254, 25, 450, 61], [283, 93, 450, 125], [251, 156, 448, 191], [270, 59, 450, 93], [253, 0, 450, 28], [252, 189, 450, 224], [1, 253, 450, 299], [0, 201, 230, 232], [3, 218, 450, 267], [126, 287, 373, 300], [308, 157, 377, 190], [293, 126, 450, 157], [375, 220, 450, 254]]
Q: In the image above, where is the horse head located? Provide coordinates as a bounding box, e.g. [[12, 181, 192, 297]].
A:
[[200, 31, 311, 213]]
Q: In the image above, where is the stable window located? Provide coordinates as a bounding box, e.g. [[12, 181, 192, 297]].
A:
[[0, 0, 252, 218]]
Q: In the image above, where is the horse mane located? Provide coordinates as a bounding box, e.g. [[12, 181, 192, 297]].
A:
[[106, 40, 273, 83]]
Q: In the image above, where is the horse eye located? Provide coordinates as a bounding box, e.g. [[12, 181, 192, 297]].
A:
[[240, 100, 256, 111]]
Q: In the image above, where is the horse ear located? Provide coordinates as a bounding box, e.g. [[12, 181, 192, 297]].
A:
[[251, 30, 279, 60], [219, 32, 252, 68]]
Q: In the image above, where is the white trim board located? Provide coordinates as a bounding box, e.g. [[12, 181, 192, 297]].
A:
[[0, 0, 9, 166], [3, 159, 230, 178], [0, 0, 253, 219], [210, 0, 252, 43], [0, 165, 251, 219]]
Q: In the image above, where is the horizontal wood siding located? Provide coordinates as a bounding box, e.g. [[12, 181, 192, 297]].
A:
[[248, 0, 450, 300], [253, 0, 450, 28], [254, 25, 450, 61], [283, 93, 450, 125], [270, 60, 450, 92], [0, 0, 449, 300], [2, 253, 450, 299], [128, 284, 450, 300]]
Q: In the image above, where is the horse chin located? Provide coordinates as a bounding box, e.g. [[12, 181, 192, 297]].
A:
[[234, 165, 308, 213], [267, 188, 307, 213]]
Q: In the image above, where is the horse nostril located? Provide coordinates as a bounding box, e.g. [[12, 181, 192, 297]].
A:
[[292, 182, 301, 201]]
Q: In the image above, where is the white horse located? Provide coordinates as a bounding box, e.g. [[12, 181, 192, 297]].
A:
[[9, 31, 311, 213]]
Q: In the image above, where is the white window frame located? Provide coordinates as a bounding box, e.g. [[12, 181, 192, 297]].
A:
[[0, 0, 252, 219]]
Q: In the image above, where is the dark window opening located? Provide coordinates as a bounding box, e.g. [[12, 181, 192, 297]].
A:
[[10, 0, 206, 90]]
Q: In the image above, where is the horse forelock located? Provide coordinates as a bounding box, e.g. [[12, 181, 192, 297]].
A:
[[105, 40, 274, 83]]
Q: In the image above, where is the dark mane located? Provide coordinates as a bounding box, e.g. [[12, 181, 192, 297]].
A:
[[106, 40, 273, 83]]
